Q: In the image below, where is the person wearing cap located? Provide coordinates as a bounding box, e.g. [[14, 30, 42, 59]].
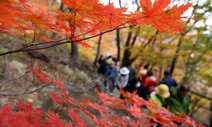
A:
[[149, 84, 170, 127], [150, 84, 170, 108], [117, 67, 130, 88], [116, 67, 130, 99], [168, 84, 191, 114], [98, 53, 112, 73], [98, 53, 112, 89], [103, 53, 112, 60], [160, 70, 178, 90]]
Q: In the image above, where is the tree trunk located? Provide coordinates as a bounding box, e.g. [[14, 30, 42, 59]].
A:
[[189, 97, 201, 117], [170, 37, 183, 75], [108, 0, 111, 4], [116, 29, 121, 61], [122, 27, 139, 67], [70, 42, 79, 67], [121, 27, 132, 67], [210, 101, 212, 127], [118, 0, 122, 8], [131, 27, 139, 46], [94, 34, 102, 66], [59, 2, 64, 11]]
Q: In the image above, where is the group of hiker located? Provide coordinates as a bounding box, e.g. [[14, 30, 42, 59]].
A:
[[97, 53, 191, 115]]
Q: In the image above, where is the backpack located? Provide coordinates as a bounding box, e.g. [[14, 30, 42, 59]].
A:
[[127, 67, 135, 82]]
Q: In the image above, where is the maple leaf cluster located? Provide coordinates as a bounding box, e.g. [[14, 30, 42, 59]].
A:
[[0, 0, 191, 48], [0, 68, 205, 127], [133, 0, 192, 34]]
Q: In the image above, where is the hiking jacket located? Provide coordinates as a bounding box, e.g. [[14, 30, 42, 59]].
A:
[[98, 58, 110, 75], [168, 87, 190, 114], [109, 66, 117, 80], [150, 92, 167, 108], [161, 77, 178, 90], [116, 74, 129, 88], [144, 76, 157, 88]]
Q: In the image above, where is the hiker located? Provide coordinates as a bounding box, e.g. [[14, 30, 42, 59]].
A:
[[98, 53, 111, 89], [150, 84, 170, 108], [138, 64, 149, 84], [126, 66, 137, 94], [160, 70, 178, 90], [168, 84, 191, 115], [136, 65, 149, 100], [117, 66, 138, 99], [116, 67, 130, 99], [149, 84, 170, 127], [136, 81, 148, 100], [143, 70, 157, 99], [107, 59, 117, 96]]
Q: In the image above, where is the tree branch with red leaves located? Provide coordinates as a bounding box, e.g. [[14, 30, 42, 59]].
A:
[[0, 0, 191, 56]]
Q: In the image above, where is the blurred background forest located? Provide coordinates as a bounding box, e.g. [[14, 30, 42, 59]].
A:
[[0, 0, 212, 126]]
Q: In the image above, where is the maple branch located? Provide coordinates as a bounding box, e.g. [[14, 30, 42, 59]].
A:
[[0, 38, 69, 56], [113, 15, 147, 30], [0, 25, 134, 56]]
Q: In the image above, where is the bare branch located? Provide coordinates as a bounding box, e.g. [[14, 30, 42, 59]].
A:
[[0, 83, 52, 97]]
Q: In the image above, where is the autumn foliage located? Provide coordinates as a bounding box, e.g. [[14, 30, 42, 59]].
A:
[[0, 0, 204, 126], [0, 68, 206, 127]]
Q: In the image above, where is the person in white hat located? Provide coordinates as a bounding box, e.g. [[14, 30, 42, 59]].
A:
[[116, 67, 130, 99], [116, 67, 130, 88], [150, 84, 170, 108], [102, 53, 112, 61]]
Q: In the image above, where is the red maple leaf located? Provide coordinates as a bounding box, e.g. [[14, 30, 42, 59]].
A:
[[46, 111, 66, 127], [133, 0, 192, 34], [68, 109, 87, 127], [50, 92, 66, 105], [82, 100, 108, 115], [61, 91, 78, 105], [17, 101, 47, 127], [128, 104, 144, 119], [52, 80, 65, 89], [31, 67, 52, 83], [96, 90, 126, 109]]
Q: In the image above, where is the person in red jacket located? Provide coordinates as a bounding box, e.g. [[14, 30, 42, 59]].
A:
[[137, 64, 149, 84], [143, 70, 157, 99]]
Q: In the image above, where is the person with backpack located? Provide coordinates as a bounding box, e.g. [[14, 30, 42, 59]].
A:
[[116, 66, 138, 99], [116, 67, 130, 99], [168, 84, 191, 115], [97, 53, 111, 90]]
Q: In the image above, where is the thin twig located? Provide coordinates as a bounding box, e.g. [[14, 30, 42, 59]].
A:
[[0, 71, 31, 91], [0, 83, 52, 97]]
